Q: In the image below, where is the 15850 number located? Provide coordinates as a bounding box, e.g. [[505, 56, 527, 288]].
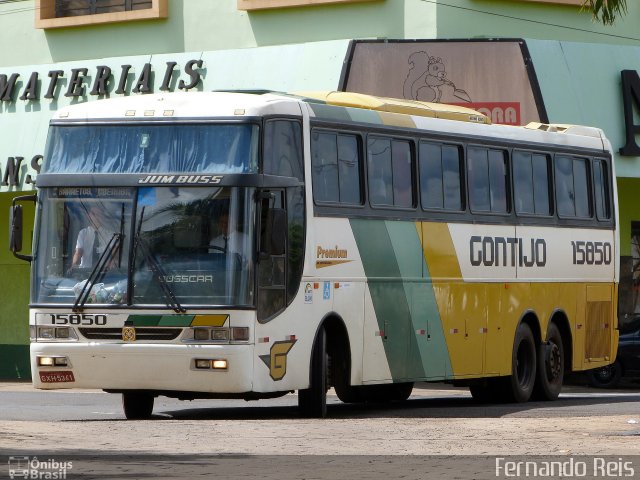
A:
[[50, 313, 107, 325], [570, 241, 612, 265]]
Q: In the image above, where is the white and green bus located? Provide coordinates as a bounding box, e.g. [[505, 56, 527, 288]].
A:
[[11, 90, 618, 419]]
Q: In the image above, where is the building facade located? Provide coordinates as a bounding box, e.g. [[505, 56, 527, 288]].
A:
[[1, 0, 639, 379]]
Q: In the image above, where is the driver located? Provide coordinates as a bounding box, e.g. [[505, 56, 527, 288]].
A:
[[209, 211, 248, 256], [70, 206, 117, 271]]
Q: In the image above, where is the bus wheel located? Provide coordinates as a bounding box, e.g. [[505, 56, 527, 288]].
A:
[[384, 382, 414, 402], [501, 323, 537, 403], [298, 326, 328, 418], [532, 323, 564, 401], [122, 392, 154, 420]]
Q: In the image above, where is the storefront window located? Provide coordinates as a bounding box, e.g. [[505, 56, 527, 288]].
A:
[[237, 0, 377, 11], [35, 0, 167, 29]]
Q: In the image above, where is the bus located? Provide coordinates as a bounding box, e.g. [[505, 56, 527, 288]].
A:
[[10, 90, 618, 419]]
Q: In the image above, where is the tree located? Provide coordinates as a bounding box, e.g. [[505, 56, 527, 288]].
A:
[[583, 0, 628, 25]]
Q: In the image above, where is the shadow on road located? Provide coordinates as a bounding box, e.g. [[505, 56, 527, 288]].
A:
[[153, 388, 640, 422]]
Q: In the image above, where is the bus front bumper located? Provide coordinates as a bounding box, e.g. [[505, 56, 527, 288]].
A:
[[30, 342, 254, 393]]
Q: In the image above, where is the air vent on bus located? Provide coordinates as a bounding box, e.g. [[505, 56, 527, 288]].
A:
[[79, 328, 183, 341]]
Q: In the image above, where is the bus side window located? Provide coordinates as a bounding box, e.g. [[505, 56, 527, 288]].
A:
[[594, 159, 611, 220], [513, 151, 551, 216], [367, 137, 393, 206], [420, 141, 463, 211], [311, 131, 339, 203], [337, 134, 362, 205], [468, 147, 490, 212], [263, 120, 304, 181], [367, 136, 413, 208], [468, 146, 508, 214], [556, 155, 592, 218], [312, 130, 362, 205], [391, 139, 413, 208]]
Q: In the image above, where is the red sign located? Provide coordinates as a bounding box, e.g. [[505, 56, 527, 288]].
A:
[[453, 102, 521, 126], [39, 371, 75, 383]]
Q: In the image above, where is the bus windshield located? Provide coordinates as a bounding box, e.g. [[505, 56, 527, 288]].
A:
[[42, 123, 259, 174], [33, 186, 255, 308]]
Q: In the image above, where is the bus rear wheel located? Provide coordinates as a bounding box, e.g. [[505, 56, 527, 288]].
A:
[[122, 391, 154, 420], [532, 323, 564, 401], [500, 323, 537, 403], [298, 326, 328, 418]]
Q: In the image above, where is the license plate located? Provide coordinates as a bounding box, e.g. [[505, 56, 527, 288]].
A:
[[39, 371, 75, 383]]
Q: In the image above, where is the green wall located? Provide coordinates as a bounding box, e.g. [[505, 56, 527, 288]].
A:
[[2, 0, 639, 69], [433, 0, 640, 45], [0, 192, 33, 380]]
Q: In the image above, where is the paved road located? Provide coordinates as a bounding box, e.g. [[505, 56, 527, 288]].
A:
[[1, 382, 639, 421], [1, 382, 639, 479]]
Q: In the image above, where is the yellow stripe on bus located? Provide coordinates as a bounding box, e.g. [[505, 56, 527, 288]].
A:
[[191, 315, 229, 327]]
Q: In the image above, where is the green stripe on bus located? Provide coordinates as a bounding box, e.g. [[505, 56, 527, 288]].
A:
[[347, 108, 383, 125], [351, 219, 454, 382], [309, 103, 352, 122], [350, 218, 424, 381], [158, 315, 194, 327]]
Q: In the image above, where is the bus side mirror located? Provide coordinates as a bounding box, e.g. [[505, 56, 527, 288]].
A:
[[9, 205, 23, 252], [9, 194, 36, 262]]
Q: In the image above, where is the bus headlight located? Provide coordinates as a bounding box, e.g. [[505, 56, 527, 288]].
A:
[[35, 326, 78, 342], [231, 327, 250, 342], [37, 356, 71, 367], [193, 328, 210, 341], [184, 327, 250, 343]]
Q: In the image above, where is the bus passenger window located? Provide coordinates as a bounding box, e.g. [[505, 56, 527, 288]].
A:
[[442, 145, 463, 211], [392, 140, 413, 208], [311, 132, 339, 203], [337, 135, 362, 205], [367, 137, 393, 206], [513, 151, 535, 214], [420, 142, 444, 209], [513, 151, 550, 216], [311, 130, 362, 205], [555, 156, 575, 216], [468, 147, 490, 212], [532, 154, 551, 215], [594, 159, 611, 220], [420, 142, 462, 211], [488, 149, 508, 213], [468, 147, 508, 214], [555, 155, 591, 218], [573, 158, 591, 218]]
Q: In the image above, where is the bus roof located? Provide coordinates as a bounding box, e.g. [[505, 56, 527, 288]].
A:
[[295, 90, 491, 124], [51, 91, 609, 153]]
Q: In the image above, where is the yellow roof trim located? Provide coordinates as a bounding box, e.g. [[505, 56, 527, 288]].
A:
[[296, 90, 491, 124]]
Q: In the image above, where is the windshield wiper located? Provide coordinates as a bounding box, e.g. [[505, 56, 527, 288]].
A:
[[132, 207, 186, 314], [72, 233, 122, 312]]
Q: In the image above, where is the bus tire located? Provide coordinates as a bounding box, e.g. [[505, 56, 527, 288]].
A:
[[298, 326, 328, 418], [532, 323, 564, 401], [384, 382, 414, 402], [122, 392, 154, 420], [588, 360, 622, 389], [501, 323, 537, 403]]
